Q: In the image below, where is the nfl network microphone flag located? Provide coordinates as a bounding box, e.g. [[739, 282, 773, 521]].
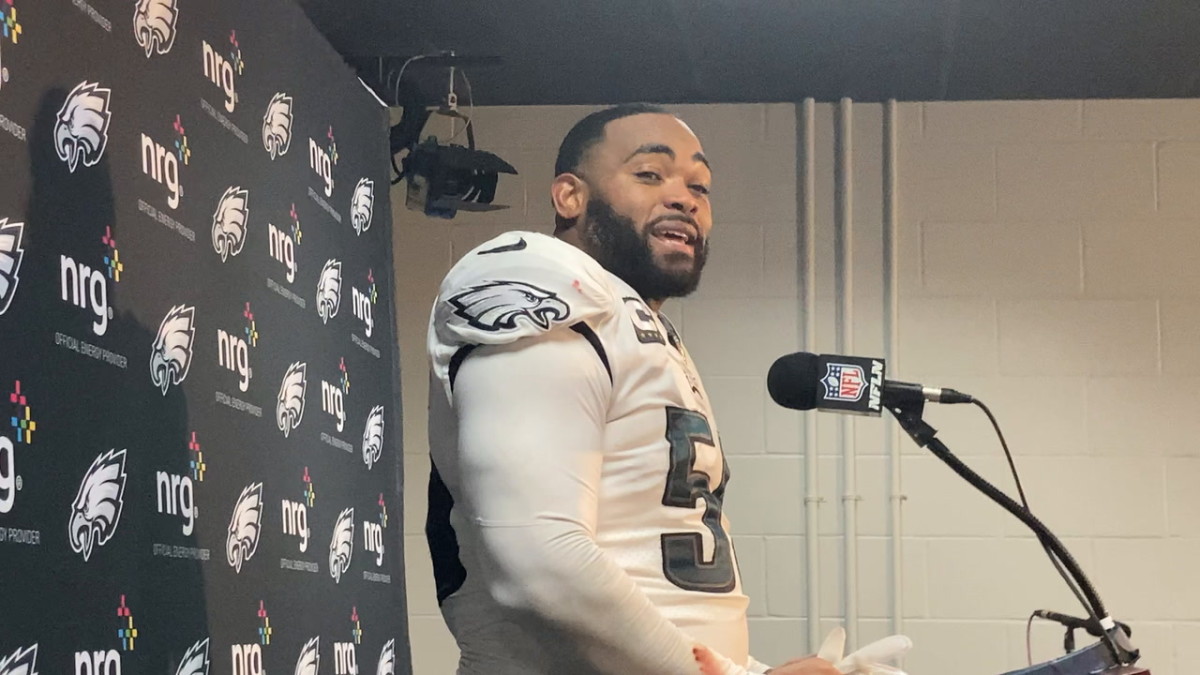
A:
[[816, 354, 886, 416]]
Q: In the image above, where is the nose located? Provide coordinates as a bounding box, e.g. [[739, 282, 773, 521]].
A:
[[664, 182, 699, 216]]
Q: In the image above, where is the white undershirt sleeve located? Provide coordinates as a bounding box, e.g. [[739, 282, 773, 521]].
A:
[[746, 655, 773, 673], [449, 327, 750, 675]]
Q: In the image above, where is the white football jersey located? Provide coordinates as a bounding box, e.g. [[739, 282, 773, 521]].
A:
[[426, 232, 754, 674]]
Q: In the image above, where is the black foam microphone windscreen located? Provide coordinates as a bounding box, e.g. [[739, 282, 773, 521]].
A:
[[766, 352, 820, 411]]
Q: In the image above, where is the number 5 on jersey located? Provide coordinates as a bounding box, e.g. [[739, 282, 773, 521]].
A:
[[661, 407, 737, 593]]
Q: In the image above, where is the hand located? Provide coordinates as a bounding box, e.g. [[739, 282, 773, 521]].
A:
[[692, 644, 724, 675], [693, 645, 840, 675]]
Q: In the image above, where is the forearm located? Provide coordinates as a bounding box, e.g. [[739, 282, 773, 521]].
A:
[[479, 518, 742, 674]]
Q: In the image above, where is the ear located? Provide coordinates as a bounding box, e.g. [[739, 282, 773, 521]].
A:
[[551, 173, 588, 223]]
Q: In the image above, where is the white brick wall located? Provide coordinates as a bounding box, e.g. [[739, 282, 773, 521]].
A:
[[898, 99, 1200, 674], [391, 99, 1199, 674]]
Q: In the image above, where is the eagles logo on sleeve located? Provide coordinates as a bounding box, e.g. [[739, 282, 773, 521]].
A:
[[226, 482, 264, 573], [0, 218, 26, 316], [316, 259, 342, 324], [328, 507, 354, 583], [0, 644, 38, 675], [54, 81, 113, 173], [174, 639, 210, 675], [133, 0, 179, 58], [294, 637, 320, 675], [212, 187, 249, 262], [361, 405, 384, 470], [262, 93, 294, 160], [350, 178, 374, 235], [69, 449, 128, 562], [375, 640, 394, 675], [150, 304, 197, 395], [447, 281, 571, 332], [277, 362, 307, 437]]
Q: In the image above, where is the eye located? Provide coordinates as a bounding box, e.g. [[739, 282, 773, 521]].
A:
[[635, 171, 662, 182], [690, 184, 711, 196]]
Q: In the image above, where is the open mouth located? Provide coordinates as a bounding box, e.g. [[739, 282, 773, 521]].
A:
[[650, 222, 698, 252]]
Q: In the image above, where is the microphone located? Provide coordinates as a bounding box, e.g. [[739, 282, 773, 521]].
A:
[[1034, 609, 1098, 632], [1033, 609, 1130, 638], [767, 352, 974, 416]]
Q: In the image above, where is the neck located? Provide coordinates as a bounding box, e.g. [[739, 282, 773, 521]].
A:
[[556, 226, 584, 251]]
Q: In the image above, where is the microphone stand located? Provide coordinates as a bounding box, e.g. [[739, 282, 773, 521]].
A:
[[885, 398, 1137, 669]]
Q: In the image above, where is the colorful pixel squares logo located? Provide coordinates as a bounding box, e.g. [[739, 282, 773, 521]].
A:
[[102, 226, 123, 281], [350, 606, 361, 645], [116, 595, 138, 651], [0, 0, 22, 91], [303, 466, 315, 508], [325, 126, 339, 166], [257, 600, 272, 645], [8, 380, 35, 444], [188, 431, 205, 482], [228, 30, 244, 76], [338, 357, 349, 395], [173, 115, 191, 166], [243, 302, 258, 347], [289, 203, 303, 245], [377, 493, 387, 529]]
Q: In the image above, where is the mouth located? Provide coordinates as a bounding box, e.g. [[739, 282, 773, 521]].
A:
[[650, 221, 698, 254]]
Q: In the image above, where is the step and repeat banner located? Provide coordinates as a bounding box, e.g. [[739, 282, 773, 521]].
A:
[[0, 1, 411, 675]]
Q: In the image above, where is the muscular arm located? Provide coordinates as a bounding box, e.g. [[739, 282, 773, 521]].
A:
[[449, 327, 748, 675]]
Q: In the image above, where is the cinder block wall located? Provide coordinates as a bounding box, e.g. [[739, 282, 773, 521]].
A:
[[391, 101, 1200, 674]]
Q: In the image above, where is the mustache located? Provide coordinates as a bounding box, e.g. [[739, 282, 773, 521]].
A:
[[649, 214, 699, 229]]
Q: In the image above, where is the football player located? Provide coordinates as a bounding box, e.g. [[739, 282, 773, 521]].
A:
[[425, 104, 837, 675]]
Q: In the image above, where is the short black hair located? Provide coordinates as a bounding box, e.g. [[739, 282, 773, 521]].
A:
[[554, 103, 671, 178], [553, 103, 670, 232]]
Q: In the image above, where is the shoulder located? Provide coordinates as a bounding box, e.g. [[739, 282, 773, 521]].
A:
[[431, 232, 618, 347]]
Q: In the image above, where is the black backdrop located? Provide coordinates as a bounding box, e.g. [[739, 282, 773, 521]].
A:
[[0, 1, 411, 675]]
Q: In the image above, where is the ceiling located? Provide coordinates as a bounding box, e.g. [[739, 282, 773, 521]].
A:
[[298, 0, 1200, 106]]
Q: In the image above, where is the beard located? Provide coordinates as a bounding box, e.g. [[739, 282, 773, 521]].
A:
[[580, 197, 708, 303]]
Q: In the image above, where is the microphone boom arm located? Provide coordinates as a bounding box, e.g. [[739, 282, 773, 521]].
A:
[[886, 399, 1135, 667]]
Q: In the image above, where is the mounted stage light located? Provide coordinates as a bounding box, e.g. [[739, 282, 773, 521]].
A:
[[363, 50, 518, 220], [403, 137, 517, 219]]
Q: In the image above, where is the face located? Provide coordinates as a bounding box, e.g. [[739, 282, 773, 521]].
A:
[[564, 113, 714, 303]]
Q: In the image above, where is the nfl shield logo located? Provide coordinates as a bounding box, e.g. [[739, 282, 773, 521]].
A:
[[822, 363, 866, 402]]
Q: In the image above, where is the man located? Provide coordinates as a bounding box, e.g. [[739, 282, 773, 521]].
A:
[[425, 104, 837, 675]]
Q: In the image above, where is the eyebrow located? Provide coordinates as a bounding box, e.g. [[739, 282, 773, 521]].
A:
[[624, 143, 711, 170]]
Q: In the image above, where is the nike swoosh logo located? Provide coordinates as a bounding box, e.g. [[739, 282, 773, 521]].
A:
[[479, 237, 527, 255]]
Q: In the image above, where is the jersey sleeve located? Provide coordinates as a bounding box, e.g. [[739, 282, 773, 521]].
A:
[[428, 232, 618, 403], [449, 329, 751, 675]]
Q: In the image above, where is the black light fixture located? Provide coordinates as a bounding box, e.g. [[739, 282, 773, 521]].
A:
[[403, 137, 516, 219], [369, 51, 517, 220]]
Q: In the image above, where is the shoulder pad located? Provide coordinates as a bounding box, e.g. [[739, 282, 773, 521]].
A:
[[430, 232, 616, 350]]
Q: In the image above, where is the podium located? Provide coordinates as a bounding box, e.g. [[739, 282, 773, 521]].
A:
[[998, 632, 1150, 674]]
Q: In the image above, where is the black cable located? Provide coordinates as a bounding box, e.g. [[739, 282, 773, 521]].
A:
[[972, 400, 1092, 630], [889, 403, 1123, 664], [973, 399, 1028, 504], [390, 154, 405, 185]]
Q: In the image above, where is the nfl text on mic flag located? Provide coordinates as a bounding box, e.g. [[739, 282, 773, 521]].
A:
[[766, 352, 974, 415]]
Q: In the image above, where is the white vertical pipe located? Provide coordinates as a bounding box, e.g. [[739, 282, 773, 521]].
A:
[[835, 97, 859, 648], [799, 98, 822, 652], [882, 99, 905, 637]]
